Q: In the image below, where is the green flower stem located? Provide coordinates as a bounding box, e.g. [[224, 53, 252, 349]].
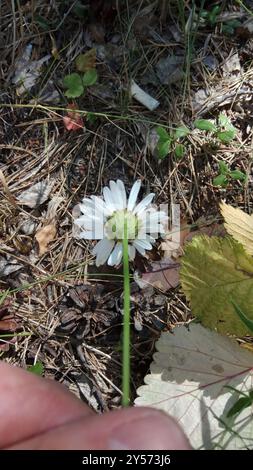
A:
[[122, 219, 130, 407]]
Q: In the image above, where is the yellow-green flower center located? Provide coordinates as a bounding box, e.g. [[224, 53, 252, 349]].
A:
[[105, 210, 139, 240]]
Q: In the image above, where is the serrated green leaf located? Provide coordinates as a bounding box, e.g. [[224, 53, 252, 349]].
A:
[[218, 113, 235, 131], [194, 119, 217, 132], [156, 126, 170, 142], [174, 126, 190, 139], [180, 236, 253, 335], [213, 174, 228, 187], [82, 69, 98, 87], [217, 130, 235, 143], [27, 361, 44, 376], [174, 143, 185, 159], [63, 73, 84, 98], [229, 170, 246, 181], [218, 160, 229, 175], [157, 139, 171, 159]]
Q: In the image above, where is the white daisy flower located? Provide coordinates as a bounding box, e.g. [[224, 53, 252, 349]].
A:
[[75, 180, 168, 267]]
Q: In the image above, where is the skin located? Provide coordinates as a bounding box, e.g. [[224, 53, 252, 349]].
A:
[[0, 361, 191, 450]]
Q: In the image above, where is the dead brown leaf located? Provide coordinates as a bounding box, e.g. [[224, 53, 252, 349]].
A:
[[35, 223, 57, 255], [136, 219, 225, 293], [75, 49, 96, 73]]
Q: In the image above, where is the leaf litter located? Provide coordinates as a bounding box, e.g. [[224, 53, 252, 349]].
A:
[[1, 1, 253, 436]]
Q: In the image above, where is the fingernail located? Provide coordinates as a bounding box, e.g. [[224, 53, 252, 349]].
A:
[[108, 411, 190, 450]]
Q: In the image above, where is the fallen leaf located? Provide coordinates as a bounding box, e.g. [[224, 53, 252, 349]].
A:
[[75, 48, 96, 72], [35, 223, 57, 255], [136, 220, 224, 293], [0, 296, 18, 351], [134, 259, 180, 291], [12, 44, 51, 95], [87, 23, 105, 43], [135, 324, 253, 449], [222, 52, 241, 75], [0, 255, 23, 277], [17, 180, 53, 208], [236, 17, 253, 38], [180, 235, 253, 335], [220, 202, 253, 255], [155, 55, 184, 85], [203, 54, 218, 71]]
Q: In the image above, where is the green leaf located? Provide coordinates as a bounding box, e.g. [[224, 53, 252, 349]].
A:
[[157, 139, 171, 159], [73, 1, 89, 18], [213, 174, 228, 187], [63, 73, 84, 98], [208, 5, 221, 25], [229, 170, 246, 181], [27, 361, 44, 376], [218, 113, 234, 130], [86, 112, 97, 124], [174, 126, 190, 139], [222, 19, 241, 35], [232, 301, 253, 334], [194, 119, 217, 132], [216, 130, 235, 143], [156, 126, 170, 142], [82, 69, 98, 87], [174, 143, 185, 159], [227, 395, 253, 419], [218, 160, 229, 175], [35, 15, 51, 31], [180, 235, 253, 335]]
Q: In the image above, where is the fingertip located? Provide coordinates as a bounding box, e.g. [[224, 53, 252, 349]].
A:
[[106, 407, 191, 450]]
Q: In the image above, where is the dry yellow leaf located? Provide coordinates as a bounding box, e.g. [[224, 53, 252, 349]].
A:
[[35, 223, 57, 255], [220, 202, 253, 255], [75, 49, 96, 72]]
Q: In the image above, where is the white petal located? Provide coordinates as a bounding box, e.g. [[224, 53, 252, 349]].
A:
[[117, 180, 127, 208], [91, 196, 110, 217], [148, 211, 168, 223], [75, 215, 95, 229], [127, 180, 141, 211], [133, 240, 146, 256], [109, 181, 124, 210], [81, 197, 93, 206], [103, 187, 117, 213], [76, 216, 105, 239], [92, 238, 114, 266], [128, 244, 136, 261], [108, 242, 123, 266], [79, 204, 99, 221], [134, 239, 153, 250], [133, 193, 155, 215], [150, 224, 166, 238], [79, 231, 96, 240]]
